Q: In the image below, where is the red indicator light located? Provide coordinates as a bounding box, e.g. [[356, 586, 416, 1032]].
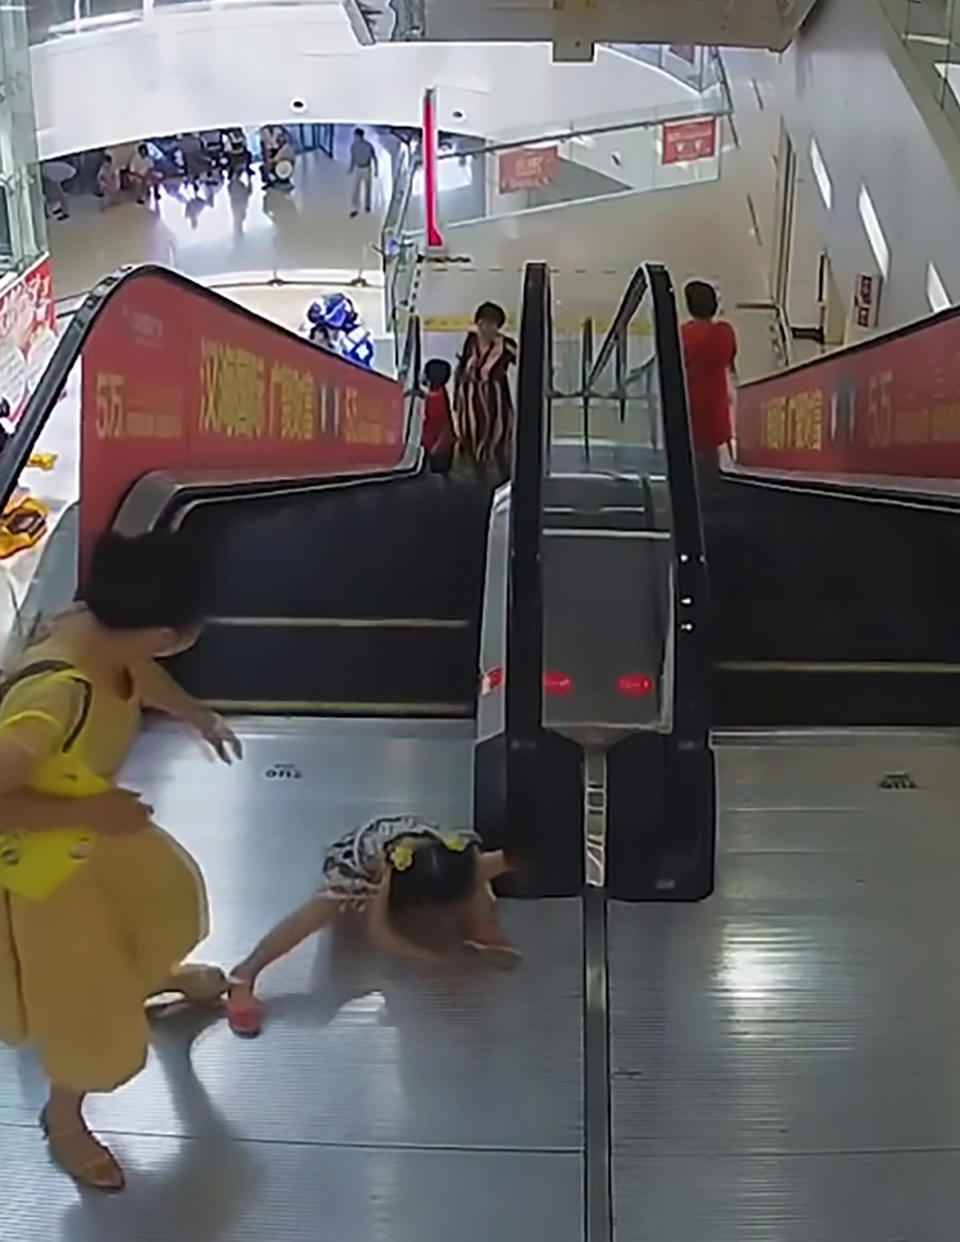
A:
[[617, 673, 654, 697], [480, 666, 504, 695], [544, 670, 574, 696]]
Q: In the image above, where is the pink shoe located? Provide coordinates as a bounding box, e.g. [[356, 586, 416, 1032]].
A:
[[225, 980, 266, 1037], [463, 923, 522, 966]]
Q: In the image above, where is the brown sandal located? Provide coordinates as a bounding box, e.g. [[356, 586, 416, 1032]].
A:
[[39, 1108, 126, 1192], [162, 963, 228, 1004]]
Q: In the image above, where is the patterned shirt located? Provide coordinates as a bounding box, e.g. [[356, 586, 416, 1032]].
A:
[[318, 816, 479, 900]]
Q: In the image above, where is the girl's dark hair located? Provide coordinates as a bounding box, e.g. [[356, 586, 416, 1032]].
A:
[[474, 301, 506, 328], [424, 357, 451, 388], [387, 838, 477, 915], [84, 530, 210, 631]]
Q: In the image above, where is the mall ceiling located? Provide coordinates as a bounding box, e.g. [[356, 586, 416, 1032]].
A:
[[344, 0, 819, 57]]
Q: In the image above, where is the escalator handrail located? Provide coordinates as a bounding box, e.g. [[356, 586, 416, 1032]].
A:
[[0, 263, 417, 515], [506, 260, 549, 745], [646, 262, 711, 742], [586, 265, 648, 392], [717, 464, 960, 512]]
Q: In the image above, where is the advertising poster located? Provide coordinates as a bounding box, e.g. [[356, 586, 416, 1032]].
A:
[[0, 258, 57, 423], [661, 118, 717, 165], [79, 270, 406, 565], [736, 310, 960, 478]]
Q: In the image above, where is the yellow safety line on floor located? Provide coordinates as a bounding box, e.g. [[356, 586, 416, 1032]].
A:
[[422, 314, 653, 335]]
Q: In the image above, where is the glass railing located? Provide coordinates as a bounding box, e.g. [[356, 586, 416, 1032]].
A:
[[877, 0, 960, 136], [398, 110, 726, 235], [604, 44, 728, 107]]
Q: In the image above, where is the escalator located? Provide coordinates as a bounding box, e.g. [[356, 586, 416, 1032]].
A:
[[560, 274, 960, 729], [706, 312, 960, 727], [0, 259, 716, 1241], [6, 253, 946, 1239]]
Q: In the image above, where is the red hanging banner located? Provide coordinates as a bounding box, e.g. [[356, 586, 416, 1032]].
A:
[[423, 87, 444, 250], [661, 118, 717, 166], [498, 146, 560, 193]]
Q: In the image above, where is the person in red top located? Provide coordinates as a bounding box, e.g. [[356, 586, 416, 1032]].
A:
[[421, 358, 455, 474], [680, 280, 738, 473]]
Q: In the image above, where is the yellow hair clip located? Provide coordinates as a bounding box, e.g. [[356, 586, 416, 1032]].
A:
[[390, 843, 415, 872], [442, 834, 469, 853]]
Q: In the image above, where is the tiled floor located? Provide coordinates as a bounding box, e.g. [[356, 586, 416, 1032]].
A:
[[48, 148, 390, 302]]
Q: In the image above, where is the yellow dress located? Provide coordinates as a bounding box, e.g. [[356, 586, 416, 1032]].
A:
[[0, 650, 209, 1093]]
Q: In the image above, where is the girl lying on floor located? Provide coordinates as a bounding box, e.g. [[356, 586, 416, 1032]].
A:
[[226, 816, 519, 1036]]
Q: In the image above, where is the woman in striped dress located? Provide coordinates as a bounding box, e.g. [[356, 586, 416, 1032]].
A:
[[453, 302, 517, 480]]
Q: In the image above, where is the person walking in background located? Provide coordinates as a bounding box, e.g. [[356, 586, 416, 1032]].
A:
[[348, 127, 378, 217], [95, 154, 121, 209], [41, 160, 76, 221], [679, 279, 738, 484], [453, 302, 517, 481], [127, 144, 160, 206]]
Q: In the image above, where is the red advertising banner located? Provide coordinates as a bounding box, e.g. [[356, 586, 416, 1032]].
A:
[[736, 311, 960, 478], [498, 146, 560, 193], [0, 257, 56, 425], [661, 118, 717, 166], [80, 270, 405, 565]]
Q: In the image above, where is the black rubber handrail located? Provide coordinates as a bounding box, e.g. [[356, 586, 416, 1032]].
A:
[[586, 265, 648, 393], [0, 263, 419, 514], [646, 262, 711, 744], [505, 261, 549, 826]]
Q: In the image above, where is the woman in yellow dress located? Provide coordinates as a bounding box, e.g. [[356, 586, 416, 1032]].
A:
[[0, 530, 241, 1191]]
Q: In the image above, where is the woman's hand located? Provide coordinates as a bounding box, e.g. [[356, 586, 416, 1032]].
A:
[[194, 712, 243, 765], [84, 790, 154, 836]]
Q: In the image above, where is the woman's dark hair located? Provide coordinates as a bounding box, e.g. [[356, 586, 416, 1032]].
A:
[[84, 530, 210, 631], [474, 301, 506, 329], [684, 280, 719, 321], [387, 838, 477, 915], [424, 357, 451, 388]]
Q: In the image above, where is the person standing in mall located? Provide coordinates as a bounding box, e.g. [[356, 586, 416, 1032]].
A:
[[348, 127, 378, 217], [453, 301, 517, 481], [127, 144, 160, 206], [679, 279, 738, 483]]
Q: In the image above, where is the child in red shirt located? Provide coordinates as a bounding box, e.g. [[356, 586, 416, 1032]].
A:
[[422, 358, 454, 474], [680, 280, 738, 461]]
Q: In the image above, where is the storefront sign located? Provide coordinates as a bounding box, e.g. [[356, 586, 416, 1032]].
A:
[[736, 309, 960, 477], [0, 257, 56, 424], [80, 270, 405, 565], [661, 118, 717, 166], [498, 146, 560, 193], [854, 272, 881, 330]]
